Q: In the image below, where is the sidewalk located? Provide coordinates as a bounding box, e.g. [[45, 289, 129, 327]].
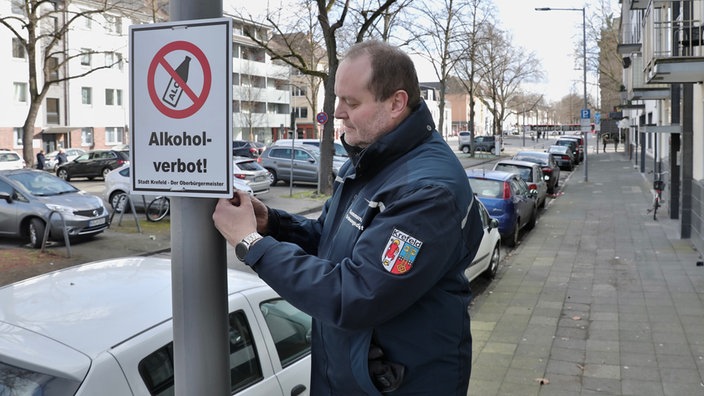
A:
[[468, 151, 704, 395]]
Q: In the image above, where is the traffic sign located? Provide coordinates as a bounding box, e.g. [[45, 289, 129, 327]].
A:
[[316, 111, 328, 124], [594, 111, 601, 124], [581, 109, 590, 119], [130, 18, 232, 198]]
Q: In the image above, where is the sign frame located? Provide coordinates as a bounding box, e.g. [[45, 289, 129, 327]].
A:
[[129, 18, 232, 198]]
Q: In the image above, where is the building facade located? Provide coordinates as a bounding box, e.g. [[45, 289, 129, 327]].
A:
[[618, 0, 704, 249]]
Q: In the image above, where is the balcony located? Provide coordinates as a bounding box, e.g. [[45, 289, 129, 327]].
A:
[[628, 0, 649, 10], [643, 0, 704, 83], [624, 55, 670, 100]]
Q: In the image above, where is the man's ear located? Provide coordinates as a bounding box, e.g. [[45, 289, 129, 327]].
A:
[[389, 90, 409, 118]]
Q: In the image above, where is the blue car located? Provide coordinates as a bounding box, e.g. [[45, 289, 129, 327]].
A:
[[466, 169, 538, 247]]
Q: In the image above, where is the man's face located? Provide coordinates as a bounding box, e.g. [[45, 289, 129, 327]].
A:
[[334, 54, 396, 148]]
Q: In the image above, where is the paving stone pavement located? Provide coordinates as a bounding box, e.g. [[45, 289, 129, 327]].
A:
[[468, 151, 704, 395]]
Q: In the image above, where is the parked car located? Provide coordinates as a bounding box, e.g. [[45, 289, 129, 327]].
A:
[[0, 149, 25, 170], [233, 156, 270, 195], [559, 136, 584, 162], [554, 138, 580, 164], [273, 138, 348, 158], [104, 164, 254, 212], [232, 140, 263, 158], [0, 256, 312, 396], [493, 159, 548, 208], [44, 148, 86, 171], [56, 149, 130, 181], [512, 151, 561, 194], [473, 135, 500, 152], [458, 131, 471, 153], [464, 199, 501, 281], [259, 144, 347, 186], [547, 145, 575, 171], [0, 169, 109, 248], [466, 169, 538, 247]]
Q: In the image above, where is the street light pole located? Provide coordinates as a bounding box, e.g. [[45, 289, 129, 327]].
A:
[[536, 7, 588, 182]]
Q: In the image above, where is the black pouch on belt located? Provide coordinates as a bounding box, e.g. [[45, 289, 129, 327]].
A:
[[368, 341, 405, 393]]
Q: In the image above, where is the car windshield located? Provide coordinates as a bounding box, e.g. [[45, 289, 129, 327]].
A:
[[514, 155, 545, 165], [235, 160, 264, 171], [468, 178, 503, 198], [548, 146, 567, 154], [495, 164, 531, 181], [8, 172, 78, 196]]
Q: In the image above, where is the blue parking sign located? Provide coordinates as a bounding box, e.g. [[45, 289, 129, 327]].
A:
[[581, 109, 590, 119]]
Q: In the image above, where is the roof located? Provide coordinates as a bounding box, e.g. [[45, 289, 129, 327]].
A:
[[0, 257, 266, 371], [466, 168, 517, 181]]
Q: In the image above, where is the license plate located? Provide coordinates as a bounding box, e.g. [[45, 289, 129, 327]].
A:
[[255, 176, 265, 182], [89, 217, 107, 227]]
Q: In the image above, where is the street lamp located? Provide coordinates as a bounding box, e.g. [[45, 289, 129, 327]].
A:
[[536, 7, 588, 182]]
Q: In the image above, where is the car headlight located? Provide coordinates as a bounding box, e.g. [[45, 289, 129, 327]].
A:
[[45, 204, 74, 216]]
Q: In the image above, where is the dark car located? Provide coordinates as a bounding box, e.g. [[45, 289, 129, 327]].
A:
[[554, 138, 580, 164], [559, 136, 585, 162], [56, 149, 130, 181], [547, 145, 575, 171], [466, 169, 538, 247], [0, 169, 109, 248], [232, 140, 263, 158], [512, 151, 561, 194]]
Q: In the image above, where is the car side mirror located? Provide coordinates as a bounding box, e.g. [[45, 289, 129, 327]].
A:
[[0, 192, 13, 203]]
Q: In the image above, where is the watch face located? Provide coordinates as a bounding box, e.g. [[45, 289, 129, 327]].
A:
[[235, 242, 248, 260]]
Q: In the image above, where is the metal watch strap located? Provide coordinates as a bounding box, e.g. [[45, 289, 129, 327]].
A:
[[241, 232, 263, 247]]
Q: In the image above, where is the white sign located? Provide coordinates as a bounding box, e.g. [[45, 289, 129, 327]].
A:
[[129, 18, 232, 198]]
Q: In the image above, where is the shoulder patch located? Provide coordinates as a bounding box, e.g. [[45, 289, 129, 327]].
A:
[[381, 228, 422, 275]]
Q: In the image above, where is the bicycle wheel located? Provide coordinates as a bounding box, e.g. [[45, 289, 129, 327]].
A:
[[146, 197, 170, 222]]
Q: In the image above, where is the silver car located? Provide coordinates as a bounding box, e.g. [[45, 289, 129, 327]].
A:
[[0, 169, 109, 248], [234, 156, 270, 195], [44, 148, 86, 171], [259, 144, 347, 186], [493, 159, 549, 208]]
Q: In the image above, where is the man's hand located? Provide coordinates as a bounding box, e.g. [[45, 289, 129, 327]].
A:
[[212, 190, 258, 246], [250, 195, 269, 234]]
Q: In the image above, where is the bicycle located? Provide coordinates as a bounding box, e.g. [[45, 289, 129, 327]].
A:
[[146, 196, 170, 222], [647, 171, 668, 220]]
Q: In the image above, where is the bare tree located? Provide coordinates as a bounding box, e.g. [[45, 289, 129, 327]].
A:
[[407, 0, 469, 139], [234, 0, 399, 195], [475, 26, 542, 146], [1, 0, 140, 167]]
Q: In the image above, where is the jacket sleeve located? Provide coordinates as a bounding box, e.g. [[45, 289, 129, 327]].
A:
[[265, 199, 329, 255], [246, 183, 482, 330]]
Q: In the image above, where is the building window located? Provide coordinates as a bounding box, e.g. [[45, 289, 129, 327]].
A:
[[105, 127, 124, 145], [46, 98, 59, 124], [105, 89, 122, 106], [12, 38, 25, 59], [105, 15, 122, 35], [81, 87, 92, 105], [47, 57, 59, 80], [80, 49, 91, 66], [13, 127, 23, 147], [292, 86, 307, 96], [81, 127, 94, 146], [13, 82, 27, 103], [294, 107, 308, 118]]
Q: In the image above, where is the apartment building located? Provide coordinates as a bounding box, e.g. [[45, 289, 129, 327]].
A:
[[618, 0, 704, 249]]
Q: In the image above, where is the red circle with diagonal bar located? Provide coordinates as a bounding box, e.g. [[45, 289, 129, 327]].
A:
[[147, 41, 211, 119]]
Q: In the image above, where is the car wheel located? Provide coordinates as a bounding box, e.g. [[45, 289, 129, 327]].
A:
[[110, 191, 127, 212], [483, 244, 500, 279], [462, 146, 470, 154], [102, 168, 112, 179], [57, 168, 69, 181], [506, 220, 520, 247], [266, 168, 278, 186], [527, 206, 537, 230], [27, 218, 46, 249]]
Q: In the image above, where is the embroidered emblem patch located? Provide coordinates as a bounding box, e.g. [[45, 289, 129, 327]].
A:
[[381, 228, 422, 274]]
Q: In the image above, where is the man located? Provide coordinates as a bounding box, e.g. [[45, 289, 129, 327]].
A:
[[213, 40, 483, 395], [56, 149, 68, 166], [36, 150, 45, 170]]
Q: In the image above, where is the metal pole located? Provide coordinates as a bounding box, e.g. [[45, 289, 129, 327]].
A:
[[582, 7, 588, 182], [169, 1, 230, 396]]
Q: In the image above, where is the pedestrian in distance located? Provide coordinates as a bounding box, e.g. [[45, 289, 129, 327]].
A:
[[36, 150, 45, 170], [213, 40, 484, 395], [56, 149, 68, 166], [602, 135, 609, 152], [614, 135, 619, 152]]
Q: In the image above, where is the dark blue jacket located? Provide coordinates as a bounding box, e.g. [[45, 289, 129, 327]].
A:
[[247, 101, 483, 395]]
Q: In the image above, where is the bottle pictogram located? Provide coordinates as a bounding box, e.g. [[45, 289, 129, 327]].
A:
[[162, 56, 191, 107]]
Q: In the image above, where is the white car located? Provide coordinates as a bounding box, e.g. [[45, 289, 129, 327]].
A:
[[44, 148, 86, 171], [104, 164, 253, 212], [0, 257, 312, 395], [464, 199, 501, 282], [234, 156, 270, 196], [492, 159, 549, 208], [0, 149, 25, 170]]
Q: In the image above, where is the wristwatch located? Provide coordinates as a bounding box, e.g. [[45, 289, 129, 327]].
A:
[[235, 232, 263, 261]]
